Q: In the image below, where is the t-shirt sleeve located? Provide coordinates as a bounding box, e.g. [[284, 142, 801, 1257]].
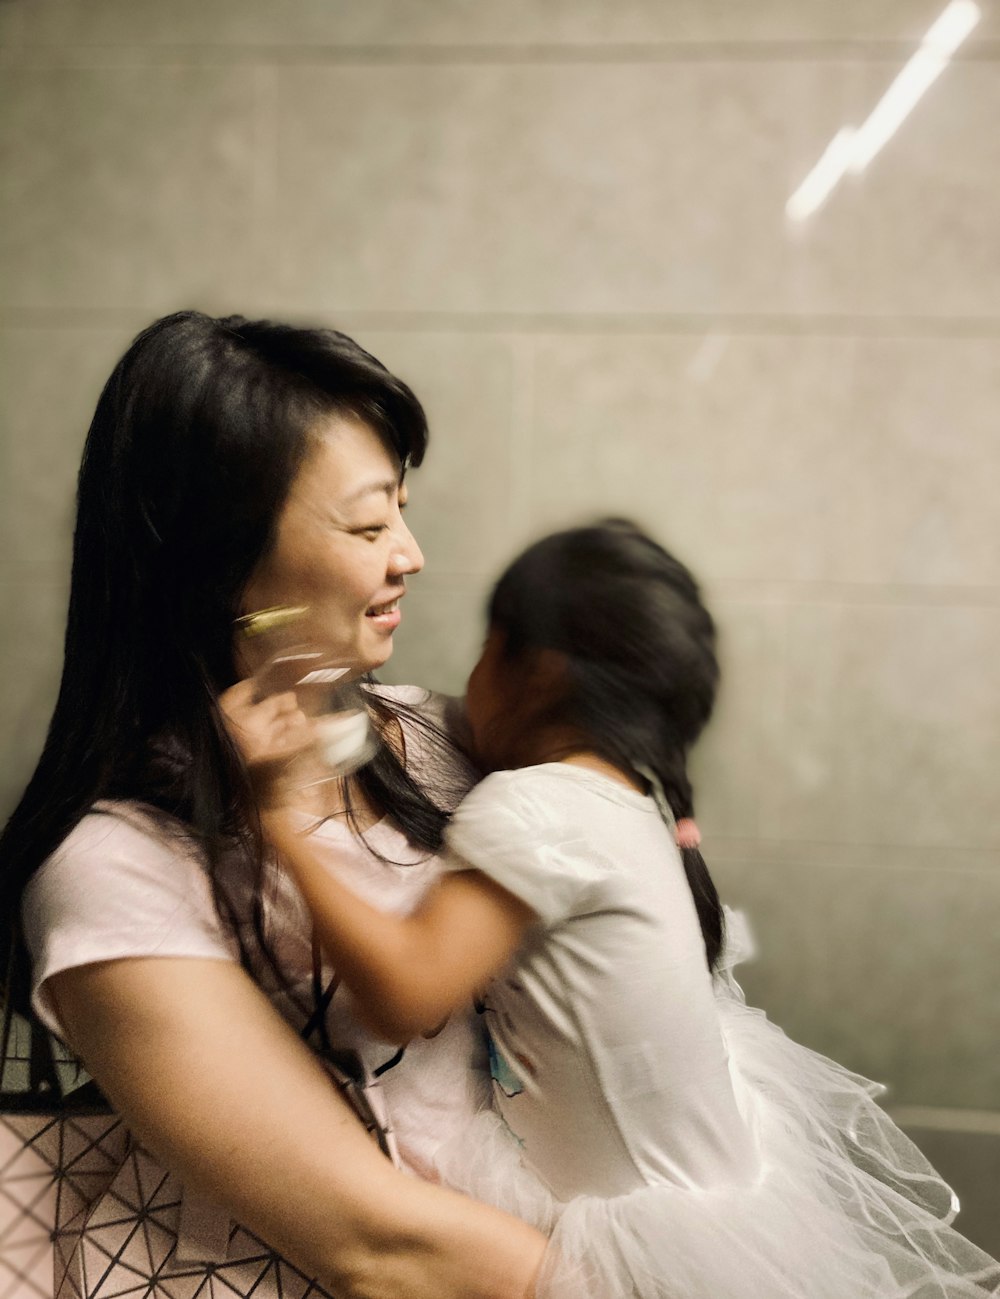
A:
[[443, 770, 606, 927], [22, 806, 238, 1041]]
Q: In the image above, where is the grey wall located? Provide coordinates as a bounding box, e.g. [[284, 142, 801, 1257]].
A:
[[1, 0, 997, 1251]]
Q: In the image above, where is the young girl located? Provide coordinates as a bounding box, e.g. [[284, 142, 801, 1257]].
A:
[[251, 519, 1000, 1298]]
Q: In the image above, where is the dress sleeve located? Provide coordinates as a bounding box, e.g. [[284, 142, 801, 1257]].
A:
[[22, 805, 239, 1041], [443, 770, 606, 927]]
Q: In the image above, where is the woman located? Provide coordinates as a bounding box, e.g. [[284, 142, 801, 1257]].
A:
[[0, 312, 547, 1298]]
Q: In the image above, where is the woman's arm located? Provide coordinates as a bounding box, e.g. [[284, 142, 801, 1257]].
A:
[[48, 955, 546, 1299], [264, 808, 533, 1043]]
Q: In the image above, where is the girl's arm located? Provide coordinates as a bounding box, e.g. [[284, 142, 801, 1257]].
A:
[[48, 954, 546, 1299], [264, 807, 533, 1043]]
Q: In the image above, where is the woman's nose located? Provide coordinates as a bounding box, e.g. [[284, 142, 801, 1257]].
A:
[[389, 520, 424, 577]]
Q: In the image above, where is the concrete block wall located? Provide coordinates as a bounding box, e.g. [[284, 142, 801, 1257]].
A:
[[1, 0, 997, 1252]]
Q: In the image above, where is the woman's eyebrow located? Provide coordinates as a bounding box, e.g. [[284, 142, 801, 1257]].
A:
[[340, 478, 398, 507]]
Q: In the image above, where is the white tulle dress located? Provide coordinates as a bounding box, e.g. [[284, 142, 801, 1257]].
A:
[[433, 764, 1000, 1299]]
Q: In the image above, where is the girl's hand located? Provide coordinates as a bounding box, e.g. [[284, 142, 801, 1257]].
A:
[[219, 679, 317, 807]]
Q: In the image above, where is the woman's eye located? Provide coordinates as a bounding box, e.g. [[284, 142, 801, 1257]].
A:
[[354, 524, 389, 539]]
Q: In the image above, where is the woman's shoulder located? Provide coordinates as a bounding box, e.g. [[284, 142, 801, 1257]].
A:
[[367, 683, 478, 809], [23, 799, 237, 1038], [366, 683, 468, 740], [368, 682, 430, 707], [40, 799, 202, 881], [24, 799, 217, 936]]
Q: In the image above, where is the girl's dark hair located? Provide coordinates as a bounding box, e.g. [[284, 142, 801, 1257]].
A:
[[486, 518, 725, 971], [0, 310, 446, 1024]]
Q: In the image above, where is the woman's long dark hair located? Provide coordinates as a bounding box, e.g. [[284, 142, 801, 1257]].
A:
[[486, 518, 725, 971], [0, 310, 447, 1022]]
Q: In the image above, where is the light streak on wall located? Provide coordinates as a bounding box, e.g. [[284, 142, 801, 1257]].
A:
[[785, 0, 981, 221]]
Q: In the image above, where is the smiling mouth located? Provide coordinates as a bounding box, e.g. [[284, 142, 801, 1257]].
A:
[[366, 597, 402, 617]]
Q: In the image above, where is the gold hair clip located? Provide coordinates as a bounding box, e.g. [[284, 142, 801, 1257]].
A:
[[234, 605, 310, 638]]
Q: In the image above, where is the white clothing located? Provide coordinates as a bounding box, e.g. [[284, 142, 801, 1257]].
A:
[[446, 763, 757, 1203], [22, 686, 489, 1178], [436, 764, 1000, 1299]]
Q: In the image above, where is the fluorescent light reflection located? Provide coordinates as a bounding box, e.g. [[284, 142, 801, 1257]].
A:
[[849, 0, 980, 173], [785, 129, 857, 222], [786, 0, 980, 221]]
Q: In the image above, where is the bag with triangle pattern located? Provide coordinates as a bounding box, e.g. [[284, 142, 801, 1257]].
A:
[[1, 970, 360, 1297]]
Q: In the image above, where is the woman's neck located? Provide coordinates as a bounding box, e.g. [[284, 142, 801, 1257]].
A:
[[279, 710, 405, 828]]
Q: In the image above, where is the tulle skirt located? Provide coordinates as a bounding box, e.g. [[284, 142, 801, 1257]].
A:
[[435, 961, 1000, 1297]]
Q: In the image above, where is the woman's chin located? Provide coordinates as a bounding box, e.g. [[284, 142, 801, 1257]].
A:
[[361, 636, 395, 674]]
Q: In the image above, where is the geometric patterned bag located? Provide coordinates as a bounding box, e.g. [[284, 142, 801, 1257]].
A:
[[0, 983, 342, 1298], [0, 1110, 127, 1299], [0, 994, 125, 1299], [1, 1108, 338, 1298], [2, 944, 396, 1299]]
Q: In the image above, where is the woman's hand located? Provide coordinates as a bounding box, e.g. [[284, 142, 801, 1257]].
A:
[[219, 679, 317, 807]]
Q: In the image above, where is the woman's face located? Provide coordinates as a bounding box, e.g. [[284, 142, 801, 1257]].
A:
[[241, 415, 424, 673]]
